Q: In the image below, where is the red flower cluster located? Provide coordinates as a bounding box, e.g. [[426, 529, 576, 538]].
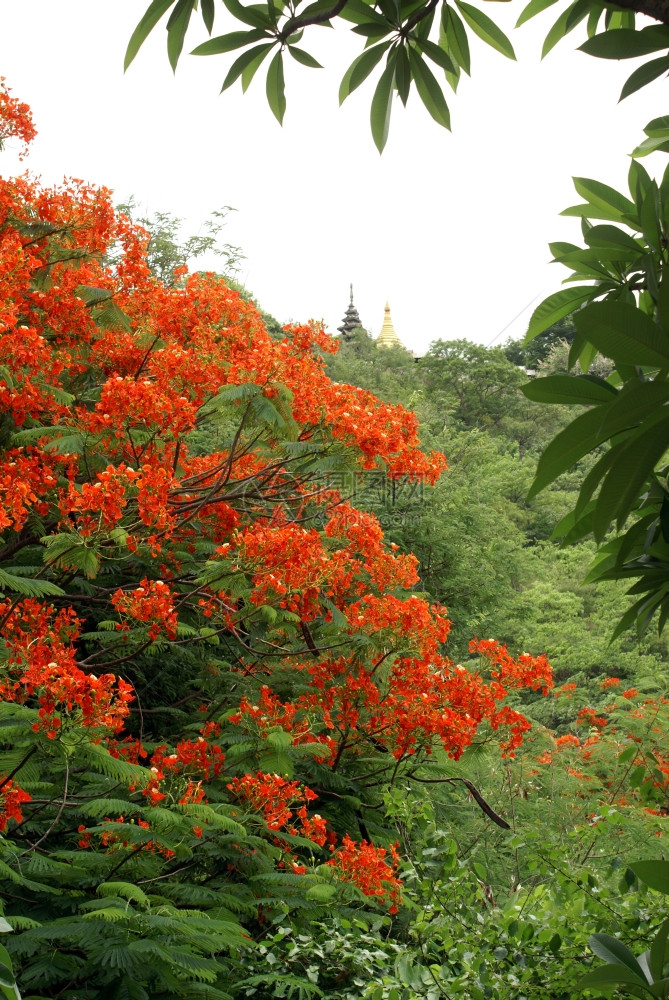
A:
[[0, 77, 36, 158], [326, 835, 402, 913], [151, 735, 226, 781], [112, 578, 178, 640], [227, 771, 328, 847], [0, 599, 133, 737], [0, 779, 31, 831]]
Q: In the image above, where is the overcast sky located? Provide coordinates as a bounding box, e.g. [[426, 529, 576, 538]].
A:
[[1, 2, 667, 353]]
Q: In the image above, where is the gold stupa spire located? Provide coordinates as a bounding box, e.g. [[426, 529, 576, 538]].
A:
[[376, 301, 404, 349]]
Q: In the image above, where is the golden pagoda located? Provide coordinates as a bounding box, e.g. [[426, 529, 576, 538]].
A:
[[375, 301, 404, 349]]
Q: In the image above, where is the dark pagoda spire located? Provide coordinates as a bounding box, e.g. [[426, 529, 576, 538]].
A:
[[337, 283, 363, 340]]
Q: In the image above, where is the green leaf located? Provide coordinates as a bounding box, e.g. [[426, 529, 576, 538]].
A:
[[442, 5, 470, 74], [339, 41, 392, 103], [455, 0, 516, 58], [221, 43, 275, 91], [125, 0, 175, 70], [201, 0, 215, 32], [579, 25, 669, 59], [287, 46, 323, 68], [585, 223, 643, 252], [370, 56, 396, 153], [221, 0, 274, 27], [542, 0, 590, 58], [572, 176, 636, 218], [525, 286, 595, 341], [338, 0, 390, 26], [407, 47, 451, 129], [593, 414, 669, 538], [395, 45, 411, 104], [192, 28, 268, 55], [414, 38, 456, 74], [598, 380, 669, 439], [521, 374, 617, 405], [167, 0, 196, 71], [266, 50, 286, 124], [578, 963, 652, 992], [589, 933, 650, 982], [649, 918, 669, 981], [575, 301, 669, 367], [515, 0, 560, 28], [620, 54, 669, 101], [630, 860, 669, 894], [352, 22, 394, 37], [528, 405, 612, 497]]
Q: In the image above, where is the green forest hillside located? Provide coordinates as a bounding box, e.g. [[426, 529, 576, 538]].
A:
[[325, 327, 669, 703]]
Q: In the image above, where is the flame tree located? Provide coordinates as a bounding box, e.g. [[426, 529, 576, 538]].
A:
[[0, 82, 551, 999]]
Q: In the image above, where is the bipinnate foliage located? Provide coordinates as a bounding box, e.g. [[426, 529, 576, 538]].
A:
[[0, 85, 555, 998]]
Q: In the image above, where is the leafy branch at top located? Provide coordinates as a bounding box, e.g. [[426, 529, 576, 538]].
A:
[[126, 0, 669, 150]]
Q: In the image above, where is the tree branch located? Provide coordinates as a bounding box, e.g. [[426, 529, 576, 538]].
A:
[[279, 0, 350, 41]]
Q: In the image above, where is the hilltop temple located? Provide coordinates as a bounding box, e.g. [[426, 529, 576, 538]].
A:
[[337, 287, 407, 350]]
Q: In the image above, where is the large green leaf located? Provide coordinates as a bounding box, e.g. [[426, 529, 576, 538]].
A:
[[515, 0, 560, 28], [442, 5, 470, 74], [201, 0, 215, 32], [455, 1, 516, 58], [287, 46, 323, 68], [370, 57, 396, 153], [125, 0, 175, 70], [542, 0, 590, 59], [521, 373, 617, 405], [266, 50, 286, 124], [579, 24, 669, 58], [525, 286, 595, 341], [589, 933, 650, 981], [649, 918, 669, 982], [593, 414, 669, 538], [166, 0, 196, 71], [221, 0, 273, 27], [528, 405, 612, 497], [620, 54, 669, 101], [221, 43, 275, 91], [407, 47, 451, 129], [395, 45, 411, 104], [338, 0, 390, 25], [598, 380, 669, 439], [572, 177, 636, 218], [192, 29, 269, 55], [339, 41, 392, 103], [578, 963, 652, 992], [585, 224, 643, 252], [575, 301, 669, 367], [630, 860, 669, 894], [415, 38, 456, 74]]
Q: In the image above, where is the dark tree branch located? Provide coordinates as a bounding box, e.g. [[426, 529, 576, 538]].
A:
[[279, 0, 350, 41], [408, 775, 511, 830]]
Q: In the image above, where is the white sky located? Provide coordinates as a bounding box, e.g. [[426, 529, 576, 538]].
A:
[[1, 1, 668, 354]]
